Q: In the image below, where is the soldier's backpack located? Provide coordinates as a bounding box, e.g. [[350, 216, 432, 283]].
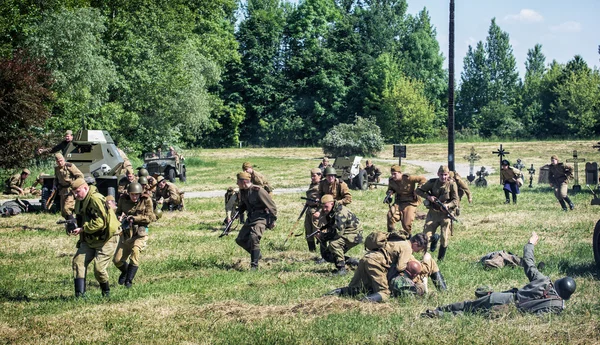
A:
[[480, 250, 522, 269]]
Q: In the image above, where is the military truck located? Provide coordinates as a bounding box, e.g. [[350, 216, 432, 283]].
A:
[[332, 156, 368, 190], [40, 129, 125, 211], [142, 151, 186, 183]]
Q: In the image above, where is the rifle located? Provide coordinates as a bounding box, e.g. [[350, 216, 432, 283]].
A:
[[282, 197, 320, 247], [219, 210, 240, 238], [45, 187, 57, 210], [57, 218, 77, 234], [427, 192, 459, 223], [383, 190, 394, 204], [369, 182, 388, 187]]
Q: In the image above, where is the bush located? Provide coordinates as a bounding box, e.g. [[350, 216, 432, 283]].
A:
[[321, 117, 384, 157]]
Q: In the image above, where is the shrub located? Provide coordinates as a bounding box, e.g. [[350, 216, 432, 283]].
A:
[[321, 117, 384, 157]]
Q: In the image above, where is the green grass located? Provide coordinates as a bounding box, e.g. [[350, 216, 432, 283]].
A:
[[1, 141, 600, 344]]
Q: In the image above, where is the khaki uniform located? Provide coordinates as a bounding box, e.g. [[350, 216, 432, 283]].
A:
[[157, 181, 183, 211], [386, 174, 427, 235], [416, 179, 458, 248], [117, 148, 133, 176], [235, 186, 277, 268], [318, 178, 352, 205], [548, 163, 572, 200], [145, 177, 158, 199], [450, 171, 471, 202], [72, 186, 119, 284], [304, 182, 320, 250], [500, 167, 522, 186], [413, 253, 440, 293], [4, 173, 26, 195], [118, 176, 138, 196], [114, 193, 156, 267], [318, 203, 362, 266], [365, 165, 382, 183], [348, 239, 412, 300], [54, 163, 84, 218], [251, 170, 272, 193], [225, 188, 240, 220]]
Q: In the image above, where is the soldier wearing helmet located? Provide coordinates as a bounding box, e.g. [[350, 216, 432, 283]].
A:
[[316, 166, 352, 207], [416, 165, 458, 262], [422, 232, 576, 318], [242, 162, 272, 194], [118, 169, 138, 198], [113, 182, 156, 288], [304, 168, 322, 252]]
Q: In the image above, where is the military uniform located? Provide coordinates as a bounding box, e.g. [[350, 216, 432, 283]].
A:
[[318, 178, 352, 205], [365, 164, 382, 183], [416, 177, 458, 256], [4, 173, 26, 195], [318, 203, 363, 271], [47, 140, 71, 155], [250, 170, 272, 194], [500, 166, 522, 204], [157, 181, 184, 211], [117, 148, 133, 176], [235, 185, 277, 268], [386, 174, 427, 236], [427, 243, 566, 316], [113, 192, 156, 287], [449, 171, 471, 202], [548, 162, 574, 211], [304, 180, 321, 252], [1, 199, 33, 216], [118, 175, 138, 196], [72, 184, 119, 297], [55, 163, 84, 218]]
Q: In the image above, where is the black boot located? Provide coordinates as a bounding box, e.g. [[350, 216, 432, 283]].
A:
[[74, 278, 86, 298], [344, 256, 359, 267], [512, 194, 517, 204], [335, 262, 347, 276], [431, 271, 447, 291], [430, 234, 440, 252], [438, 246, 447, 261], [250, 249, 261, 270], [559, 200, 568, 212], [307, 241, 316, 253], [117, 262, 129, 285], [100, 282, 110, 297], [565, 197, 574, 210], [504, 190, 511, 204], [125, 264, 139, 288], [361, 292, 384, 303]]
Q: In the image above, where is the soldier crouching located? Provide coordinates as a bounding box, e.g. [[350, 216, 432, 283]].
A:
[[69, 178, 119, 297], [113, 182, 156, 288], [156, 176, 184, 211]]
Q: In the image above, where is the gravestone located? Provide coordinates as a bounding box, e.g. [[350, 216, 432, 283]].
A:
[[566, 150, 586, 193], [586, 162, 598, 185], [475, 166, 489, 187], [538, 165, 550, 184]]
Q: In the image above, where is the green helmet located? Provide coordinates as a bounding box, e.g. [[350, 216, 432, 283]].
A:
[[155, 207, 163, 220], [127, 182, 143, 194], [324, 166, 337, 176], [138, 176, 148, 185], [138, 168, 149, 177]]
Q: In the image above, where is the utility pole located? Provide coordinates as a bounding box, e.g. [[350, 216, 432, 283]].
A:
[[448, 0, 456, 171]]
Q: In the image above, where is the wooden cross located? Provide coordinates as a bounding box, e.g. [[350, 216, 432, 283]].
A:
[[566, 150, 586, 192], [527, 164, 535, 188], [492, 144, 510, 183], [463, 146, 481, 183]]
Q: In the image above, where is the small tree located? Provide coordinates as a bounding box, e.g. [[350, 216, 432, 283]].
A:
[[0, 50, 54, 170], [321, 117, 384, 157]]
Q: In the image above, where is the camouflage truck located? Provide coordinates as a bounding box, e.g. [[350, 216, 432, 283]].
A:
[[40, 130, 125, 211], [332, 156, 368, 190]]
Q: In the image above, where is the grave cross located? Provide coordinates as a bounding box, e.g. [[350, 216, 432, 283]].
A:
[[566, 150, 586, 193], [514, 159, 525, 171], [492, 144, 510, 183], [463, 146, 481, 183], [527, 164, 535, 188]]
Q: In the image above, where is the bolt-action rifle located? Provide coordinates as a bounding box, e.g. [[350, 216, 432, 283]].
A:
[[219, 210, 240, 238], [282, 197, 321, 247]]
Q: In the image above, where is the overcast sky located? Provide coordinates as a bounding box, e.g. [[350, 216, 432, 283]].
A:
[[405, 0, 600, 79]]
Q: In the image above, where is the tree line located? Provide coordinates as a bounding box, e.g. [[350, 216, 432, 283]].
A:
[[1, 0, 598, 169]]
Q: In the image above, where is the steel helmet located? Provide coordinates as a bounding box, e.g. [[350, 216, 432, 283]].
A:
[[324, 166, 337, 176], [127, 182, 143, 194], [554, 277, 576, 300]]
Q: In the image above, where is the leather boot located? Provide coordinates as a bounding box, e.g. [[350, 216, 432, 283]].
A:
[[100, 282, 110, 297], [74, 278, 86, 298], [438, 246, 447, 261], [335, 262, 347, 276], [307, 241, 316, 253], [430, 234, 440, 252], [565, 197, 574, 210], [512, 194, 517, 204], [250, 249, 261, 270], [431, 271, 447, 291], [117, 262, 129, 285], [125, 264, 139, 288], [361, 292, 384, 303], [344, 256, 359, 267], [559, 200, 568, 211]]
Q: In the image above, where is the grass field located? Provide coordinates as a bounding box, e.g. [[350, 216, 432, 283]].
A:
[[1, 141, 600, 344]]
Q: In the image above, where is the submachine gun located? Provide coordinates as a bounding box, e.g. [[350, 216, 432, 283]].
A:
[[424, 191, 459, 234], [219, 210, 240, 238], [57, 218, 78, 234]]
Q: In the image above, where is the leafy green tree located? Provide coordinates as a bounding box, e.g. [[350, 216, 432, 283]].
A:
[[456, 42, 488, 129], [321, 117, 384, 157], [485, 18, 519, 104], [0, 50, 54, 169], [521, 44, 546, 135]]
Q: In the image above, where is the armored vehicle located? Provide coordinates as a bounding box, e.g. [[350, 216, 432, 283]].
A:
[[40, 130, 125, 211], [332, 156, 368, 190], [142, 151, 186, 183]]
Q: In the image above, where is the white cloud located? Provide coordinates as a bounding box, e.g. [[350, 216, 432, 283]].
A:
[[549, 21, 582, 33], [504, 9, 544, 23]]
